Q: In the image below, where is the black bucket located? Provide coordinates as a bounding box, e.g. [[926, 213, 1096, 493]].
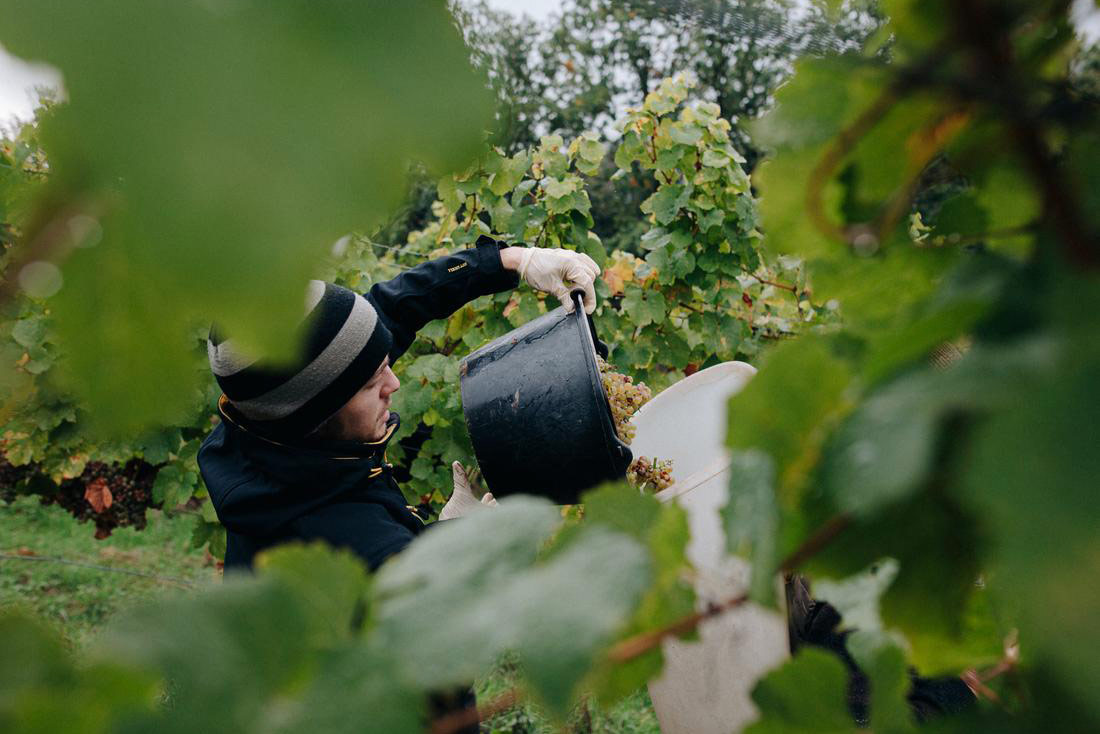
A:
[[459, 292, 633, 504]]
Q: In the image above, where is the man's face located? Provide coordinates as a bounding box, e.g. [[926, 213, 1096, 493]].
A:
[[326, 357, 401, 442]]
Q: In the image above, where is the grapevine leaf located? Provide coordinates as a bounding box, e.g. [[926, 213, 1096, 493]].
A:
[[932, 192, 989, 240], [438, 175, 463, 212], [847, 631, 916, 734], [542, 177, 577, 198], [806, 485, 984, 657], [1066, 130, 1100, 234], [372, 497, 649, 715], [701, 149, 730, 168], [845, 95, 951, 207], [255, 543, 371, 647], [622, 286, 665, 327], [657, 146, 686, 170], [90, 576, 316, 731], [754, 148, 845, 259], [579, 483, 695, 703], [10, 317, 45, 349], [489, 152, 530, 196], [752, 58, 883, 153], [270, 642, 423, 734], [751, 57, 886, 258], [723, 450, 780, 605], [745, 648, 855, 734], [0, 611, 160, 732], [579, 231, 608, 269], [644, 90, 676, 116], [0, 0, 493, 430], [726, 337, 850, 505], [0, 612, 71, 695], [642, 184, 691, 225], [806, 242, 961, 336], [151, 464, 184, 507], [861, 300, 989, 385], [578, 137, 606, 164], [669, 124, 702, 146], [962, 343, 1100, 717], [823, 338, 1055, 516], [138, 429, 180, 465], [971, 163, 1039, 256]]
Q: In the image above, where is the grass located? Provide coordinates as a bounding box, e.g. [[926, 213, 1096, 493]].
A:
[[476, 656, 662, 734], [0, 495, 217, 649], [0, 495, 661, 733]]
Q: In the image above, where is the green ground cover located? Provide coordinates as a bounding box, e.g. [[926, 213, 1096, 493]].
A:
[[0, 497, 216, 649], [0, 497, 660, 733]]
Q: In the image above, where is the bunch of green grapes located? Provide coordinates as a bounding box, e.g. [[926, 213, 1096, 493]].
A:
[[596, 356, 652, 445], [627, 456, 675, 493]]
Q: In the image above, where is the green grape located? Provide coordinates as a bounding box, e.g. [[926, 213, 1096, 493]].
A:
[[596, 356, 652, 445], [595, 357, 675, 490]]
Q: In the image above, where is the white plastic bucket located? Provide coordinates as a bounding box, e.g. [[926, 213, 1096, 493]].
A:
[[631, 362, 789, 734]]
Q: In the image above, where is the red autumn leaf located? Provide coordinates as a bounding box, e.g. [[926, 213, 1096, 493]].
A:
[[84, 478, 113, 513], [742, 292, 753, 307]]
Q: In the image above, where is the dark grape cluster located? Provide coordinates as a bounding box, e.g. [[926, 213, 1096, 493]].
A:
[[0, 456, 33, 503], [43, 460, 160, 539]]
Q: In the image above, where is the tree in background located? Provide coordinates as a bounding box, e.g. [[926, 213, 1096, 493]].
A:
[[459, 0, 883, 161], [451, 0, 884, 255]]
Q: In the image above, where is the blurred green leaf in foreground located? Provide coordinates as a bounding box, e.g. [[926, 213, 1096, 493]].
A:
[[0, 0, 493, 431]]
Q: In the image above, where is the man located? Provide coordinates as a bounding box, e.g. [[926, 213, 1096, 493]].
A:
[[198, 237, 600, 571]]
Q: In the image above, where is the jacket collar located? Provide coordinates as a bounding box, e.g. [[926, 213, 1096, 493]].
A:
[[216, 395, 399, 463]]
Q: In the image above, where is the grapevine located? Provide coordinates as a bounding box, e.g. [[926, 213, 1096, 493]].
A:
[[38, 460, 160, 539], [0, 456, 33, 503]]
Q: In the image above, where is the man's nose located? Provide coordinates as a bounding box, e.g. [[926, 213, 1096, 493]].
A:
[[384, 367, 400, 394]]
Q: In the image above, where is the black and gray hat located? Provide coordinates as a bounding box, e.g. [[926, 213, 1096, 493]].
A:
[[207, 280, 394, 438]]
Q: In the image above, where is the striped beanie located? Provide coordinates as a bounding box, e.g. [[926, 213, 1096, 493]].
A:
[[207, 280, 394, 438]]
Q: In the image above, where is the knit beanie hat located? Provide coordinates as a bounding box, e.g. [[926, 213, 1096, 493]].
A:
[[207, 280, 394, 438]]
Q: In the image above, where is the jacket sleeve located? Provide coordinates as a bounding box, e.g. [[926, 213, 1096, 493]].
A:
[[366, 236, 520, 361]]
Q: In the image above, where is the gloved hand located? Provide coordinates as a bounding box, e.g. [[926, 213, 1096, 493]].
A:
[[516, 247, 601, 314], [439, 461, 498, 521]]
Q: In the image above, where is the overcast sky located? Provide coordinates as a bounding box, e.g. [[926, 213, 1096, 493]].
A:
[[486, 0, 560, 20], [1, 0, 1097, 128]]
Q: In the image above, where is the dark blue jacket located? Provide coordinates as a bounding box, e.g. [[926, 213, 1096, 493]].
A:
[[198, 240, 518, 571]]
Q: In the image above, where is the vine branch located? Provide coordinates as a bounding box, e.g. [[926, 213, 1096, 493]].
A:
[[804, 85, 901, 244], [739, 265, 798, 293], [950, 0, 1097, 269], [430, 512, 853, 734], [608, 591, 749, 663], [431, 687, 521, 734]]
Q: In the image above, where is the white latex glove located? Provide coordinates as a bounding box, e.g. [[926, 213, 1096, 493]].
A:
[[439, 461, 498, 521], [517, 247, 601, 314]]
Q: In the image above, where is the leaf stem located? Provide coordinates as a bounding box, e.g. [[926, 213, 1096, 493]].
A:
[[739, 266, 798, 293]]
